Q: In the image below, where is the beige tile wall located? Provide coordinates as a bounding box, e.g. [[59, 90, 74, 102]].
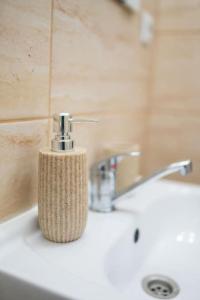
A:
[[158, 0, 200, 32], [0, 0, 156, 220], [0, 0, 51, 220], [0, 0, 51, 120], [0, 120, 49, 219], [143, 0, 200, 184], [2, 0, 199, 220]]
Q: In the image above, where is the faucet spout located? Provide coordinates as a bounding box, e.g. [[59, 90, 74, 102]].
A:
[[90, 157, 192, 213], [113, 160, 192, 200]]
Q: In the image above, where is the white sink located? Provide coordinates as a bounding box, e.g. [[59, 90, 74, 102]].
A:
[[0, 180, 200, 300]]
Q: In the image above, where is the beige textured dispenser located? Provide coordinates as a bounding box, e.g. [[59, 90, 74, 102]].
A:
[[38, 112, 95, 243]]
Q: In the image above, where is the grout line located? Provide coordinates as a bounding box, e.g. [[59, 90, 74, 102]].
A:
[[0, 116, 49, 124], [0, 110, 145, 125], [155, 29, 200, 36], [67, 110, 145, 118], [47, 0, 54, 142], [148, 107, 200, 117], [140, 0, 161, 176]]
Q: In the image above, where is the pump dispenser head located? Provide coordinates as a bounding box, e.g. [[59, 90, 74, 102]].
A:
[[51, 112, 97, 152]]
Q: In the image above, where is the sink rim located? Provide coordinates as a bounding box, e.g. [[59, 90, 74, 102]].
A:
[[1, 179, 200, 300]]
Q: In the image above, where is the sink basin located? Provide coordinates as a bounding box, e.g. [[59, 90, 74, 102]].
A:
[[0, 180, 200, 300], [106, 181, 200, 300]]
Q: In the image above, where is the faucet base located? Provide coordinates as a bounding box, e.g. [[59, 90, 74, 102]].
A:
[[89, 204, 116, 213]]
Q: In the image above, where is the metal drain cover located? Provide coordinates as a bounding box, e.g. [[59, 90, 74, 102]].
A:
[[142, 275, 180, 299]]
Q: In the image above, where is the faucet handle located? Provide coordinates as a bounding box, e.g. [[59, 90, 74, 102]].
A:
[[112, 151, 140, 163], [91, 151, 141, 173]]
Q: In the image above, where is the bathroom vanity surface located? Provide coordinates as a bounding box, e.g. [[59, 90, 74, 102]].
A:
[[0, 180, 200, 300]]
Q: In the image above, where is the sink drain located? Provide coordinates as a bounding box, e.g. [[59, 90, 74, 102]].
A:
[[142, 275, 180, 299]]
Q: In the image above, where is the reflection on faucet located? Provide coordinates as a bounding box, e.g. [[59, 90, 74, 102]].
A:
[[114, 160, 192, 200], [90, 157, 192, 213]]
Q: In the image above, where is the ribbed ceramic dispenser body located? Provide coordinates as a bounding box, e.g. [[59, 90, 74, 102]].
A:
[[38, 147, 88, 243]]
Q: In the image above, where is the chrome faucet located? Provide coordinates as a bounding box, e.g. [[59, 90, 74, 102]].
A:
[[89, 153, 192, 213]]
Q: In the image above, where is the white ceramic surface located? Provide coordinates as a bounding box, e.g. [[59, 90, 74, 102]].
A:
[[0, 180, 200, 300]]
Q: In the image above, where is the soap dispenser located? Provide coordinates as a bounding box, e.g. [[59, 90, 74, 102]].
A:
[[38, 112, 95, 243]]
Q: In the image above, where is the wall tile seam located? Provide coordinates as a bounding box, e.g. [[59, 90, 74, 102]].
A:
[[48, 0, 54, 141], [155, 29, 200, 36], [47, 110, 146, 118], [0, 117, 50, 124], [0, 110, 146, 125], [146, 107, 200, 117]]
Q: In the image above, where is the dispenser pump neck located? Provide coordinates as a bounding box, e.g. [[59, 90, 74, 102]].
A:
[[51, 113, 97, 152]]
